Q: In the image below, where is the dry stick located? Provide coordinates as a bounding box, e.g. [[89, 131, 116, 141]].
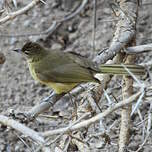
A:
[[43, 0, 88, 37], [0, 115, 45, 144], [0, 0, 42, 24], [71, 133, 90, 152], [41, 91, 141, 137], [35, 112, 91, 152], [0, 0, 88, 37], [119, 56, 134, 152], [121, 64, 145, 116], [136, 103, 152, 152], [71, 53, 125, 151], [92, 0, 97, 51], [93, 1, 136, 65], [27, 92, 64, 118], [63, 136, 71, 152], [41, 147, 51, 152], [46, 112, 91, 145], [137, 109, 146, 140], [12, 0, 17, 8], [60, 0, 88, 22], [13, 132, 33, 152], [125, 43, 152, 54], [27, 86, 86, 118], [105, 1, 139, 151]]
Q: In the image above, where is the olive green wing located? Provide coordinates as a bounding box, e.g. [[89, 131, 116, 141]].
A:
[[34, 51, 97, 83], [67, 51, 99, 72]]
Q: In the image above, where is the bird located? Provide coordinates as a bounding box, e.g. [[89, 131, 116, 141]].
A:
[[13, 42, 145, 94]]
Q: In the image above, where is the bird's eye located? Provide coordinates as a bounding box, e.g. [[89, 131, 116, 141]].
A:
[[24, 50, 30, 55]]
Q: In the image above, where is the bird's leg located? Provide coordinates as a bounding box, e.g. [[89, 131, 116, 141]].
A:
[[24, 92, 65, 120], [41, 91, 65, 105], [41, 91, 54, 103], [8, 91, 65, 122], [97, 47, 108, 55]]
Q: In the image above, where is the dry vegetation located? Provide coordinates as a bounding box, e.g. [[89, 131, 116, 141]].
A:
[[0, 0, 152, 151]]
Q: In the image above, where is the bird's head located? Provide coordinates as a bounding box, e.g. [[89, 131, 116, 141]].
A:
[[13, 41, 48, 59]]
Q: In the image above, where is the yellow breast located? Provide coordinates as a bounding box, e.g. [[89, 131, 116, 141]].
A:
[[46, 82, 78, 94], [28, 62, 40, 82], [28, 62, 78, 94]]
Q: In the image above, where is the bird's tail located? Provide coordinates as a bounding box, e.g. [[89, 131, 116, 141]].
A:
[[99, 64, 145, 75]]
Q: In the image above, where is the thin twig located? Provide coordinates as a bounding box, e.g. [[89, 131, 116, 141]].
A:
[[135, 103, 152, 152], [124, 43, 152, 54], [35, 112, 90, 152], [14, 132, 34, 152], [60, 0, 88, 22], [131, 91, 145, 116], [46, 112, 91, 146], [0, 0, 88, 37], [41, 91, 141, 137], [0, 0, 42, 24], [94, 1, 137, 65], [103, 89, 113, 106], [137, 109, 146, 140], [92, 0, 97, 51], [121, 64, 144, 87], [27, 92, 64, 118]]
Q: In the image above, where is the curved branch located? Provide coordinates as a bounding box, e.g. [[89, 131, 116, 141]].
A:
[[0, 115, 44, 144], [0, 0, 42, 24], [94, 1, 138, 64]]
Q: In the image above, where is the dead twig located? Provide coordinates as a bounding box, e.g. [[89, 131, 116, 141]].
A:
[[0, 0, 43, 24], [41, 91, 141, 137], [0, 115, 45, 144], [135, 103, 152, 152], [93, 0, 138, 65], [124, 43, 152, 54], [92, 0, 97, 51], [35, 112, 90, 152], [26, 92, 64, 118], [46, 112, 91, 146], [0, 0, 88, 37]]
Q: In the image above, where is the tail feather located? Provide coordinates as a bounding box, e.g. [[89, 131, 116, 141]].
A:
[[99, 64, 145, 75]]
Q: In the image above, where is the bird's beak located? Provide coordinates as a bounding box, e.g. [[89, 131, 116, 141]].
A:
[[13, 49, 22, 53]]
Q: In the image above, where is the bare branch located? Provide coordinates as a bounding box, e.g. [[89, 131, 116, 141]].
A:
[[41, 91, 141, 137], [0, 0, 88, 37], [92, 0, 97, 51], [27, 92, 64, 118], [94, 1, 138, 64], [0, 0, 42, 25], [125, 43, 152, 54], [0, 115, 45, 144]]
